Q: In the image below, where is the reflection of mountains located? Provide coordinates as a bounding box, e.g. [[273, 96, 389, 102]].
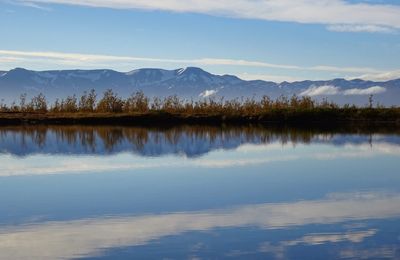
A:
[[0, 126, 399, 157]]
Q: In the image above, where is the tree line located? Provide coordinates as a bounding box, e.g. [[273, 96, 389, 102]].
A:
[[0, 89, 391, 115]]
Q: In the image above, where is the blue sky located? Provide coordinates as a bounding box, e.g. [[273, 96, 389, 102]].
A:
[[1, 0, 400, 82]]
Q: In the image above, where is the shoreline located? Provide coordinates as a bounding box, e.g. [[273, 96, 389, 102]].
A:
[[0, 109, 399, 127]]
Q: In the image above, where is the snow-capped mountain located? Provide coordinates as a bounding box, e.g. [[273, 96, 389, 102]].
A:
[[0, 67, 399, 105]]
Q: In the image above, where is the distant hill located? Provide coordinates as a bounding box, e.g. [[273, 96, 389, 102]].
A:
[[0, 67, 399, 105]]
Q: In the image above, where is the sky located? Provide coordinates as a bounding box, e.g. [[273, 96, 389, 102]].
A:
[[1, 0, 400, 82]]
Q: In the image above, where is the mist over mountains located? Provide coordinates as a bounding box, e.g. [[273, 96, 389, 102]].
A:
[[0, 67, 399, 106]]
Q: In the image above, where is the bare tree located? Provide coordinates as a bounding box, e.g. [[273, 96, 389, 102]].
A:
[[29, 93, 47, 112], [79, 89, 97, 112], [97, 89, 124, 113], [19, 93, 27, 112], [124, 91, 149, 113]]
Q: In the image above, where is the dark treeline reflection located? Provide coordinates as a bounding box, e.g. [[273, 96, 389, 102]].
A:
[[0, 125, 399, 157]]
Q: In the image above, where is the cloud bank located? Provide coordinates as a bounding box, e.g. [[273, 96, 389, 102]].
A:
[[19, 0, 400, 33], [327, 24, 396, 33], [343, 86, 387, 95], [300, 85, 340, 96], [300, 85, 387, 96], [359, 70, 400, 81], [199, 89, 218, 98]]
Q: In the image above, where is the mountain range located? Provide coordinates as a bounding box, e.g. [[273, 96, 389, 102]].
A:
[[0, 67, 399, 105]]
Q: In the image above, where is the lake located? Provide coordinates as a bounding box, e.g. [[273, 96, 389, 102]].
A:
[[0, 125, 399, 259]]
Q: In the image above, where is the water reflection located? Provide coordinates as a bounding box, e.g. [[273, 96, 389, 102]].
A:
[[0, 125, 399, 157], [1, 191, 399, 260], [0, 138, 399, 177], [0, 125, 399, 259]]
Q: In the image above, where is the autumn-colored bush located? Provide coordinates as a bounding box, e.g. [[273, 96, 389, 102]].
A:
[[1, 89, 399, 120]]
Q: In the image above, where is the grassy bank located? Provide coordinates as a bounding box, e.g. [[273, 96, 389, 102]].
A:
[[0, 108, 399, 126], [0, 90, 399, 126]]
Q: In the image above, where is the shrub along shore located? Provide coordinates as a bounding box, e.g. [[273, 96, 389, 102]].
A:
[[0, 89, 399, 126]]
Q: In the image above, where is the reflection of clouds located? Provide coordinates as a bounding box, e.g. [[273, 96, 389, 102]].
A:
[[282, 229, 377, 246], [340, 246, 398, 259], [259, 229, 377, 259], [0, 141, 399, 177], [0, 154, 172, 176], [1, 192, 400, 259], [192, 155, 298, 168], [314, 143, 400, 160], [240, 142, 400, 156]]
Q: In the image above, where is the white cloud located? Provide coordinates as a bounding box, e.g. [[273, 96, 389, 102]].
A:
[[300, 85, 340, 96], [327, 24, 396, 33], [300, 85, 387, 96], [196, 58, 300, 70], [17, 1, 52, 10], [237, 72, 306, 83], [199, 89, 218, 98], [0, 191, 399, 260], [0, 49, 388, 77], [310, 65, 379, 74], [343, 86, 387, 95], [19, 0, 400, 32], [358, 70, 400, 81], [0, 57, 22, 63]]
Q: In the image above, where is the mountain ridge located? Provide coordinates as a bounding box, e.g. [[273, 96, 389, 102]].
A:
[[0, 67, 399, 105]]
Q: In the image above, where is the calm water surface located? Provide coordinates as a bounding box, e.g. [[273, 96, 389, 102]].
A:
[[0, 126, 399, 259]]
